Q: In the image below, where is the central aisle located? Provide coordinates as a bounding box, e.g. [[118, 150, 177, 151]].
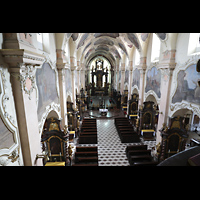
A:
[[97, 119, 137, 166]]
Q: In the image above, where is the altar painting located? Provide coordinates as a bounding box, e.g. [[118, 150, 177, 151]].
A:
[[172, 64, 200, 104], [145, 67, 161, 98], [36, 63, 59, 121]]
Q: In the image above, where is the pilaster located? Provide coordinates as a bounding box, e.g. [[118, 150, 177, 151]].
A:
[[138, 57, 147, 107], [56, 49, 68, 128], [70, 65, 77, 109], [120, 63, 125, 94], [156, 50, 176, 144], [1, 49, 45, 166]]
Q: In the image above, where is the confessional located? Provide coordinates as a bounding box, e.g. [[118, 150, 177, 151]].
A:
[[128, 93, 139, 126], [138, 101, 156, 140], [41, 117, 67, 164], [67, 101, 78, 139], [158, 116, 188, 162], [121, 90, 128, 111]]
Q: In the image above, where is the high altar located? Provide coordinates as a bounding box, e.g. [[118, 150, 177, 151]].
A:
[[90, 58, 109, 96]]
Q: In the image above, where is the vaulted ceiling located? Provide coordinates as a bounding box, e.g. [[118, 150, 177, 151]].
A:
[[64, 33, 167, 68]]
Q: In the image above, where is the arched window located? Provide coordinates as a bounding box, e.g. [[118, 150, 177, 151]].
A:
[[36, 33, 50, 53], [151, 33, 161, 62], [37, 33, 43, 50], [188, 33, 200, 55]]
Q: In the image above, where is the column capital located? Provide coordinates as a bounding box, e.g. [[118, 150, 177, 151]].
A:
[[158, 49, 176, 70]]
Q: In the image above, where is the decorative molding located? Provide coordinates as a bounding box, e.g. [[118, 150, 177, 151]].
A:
[[20, 65, 36, 100], [38, 102, 61, 135], [170, 101, 200, 118], [144, 90, 160, 104], [160, 68, 174, 82], [0, 67, 22, 165]]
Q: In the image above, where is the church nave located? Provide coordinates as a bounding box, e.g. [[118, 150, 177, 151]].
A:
[[75, 119, 156, 166]]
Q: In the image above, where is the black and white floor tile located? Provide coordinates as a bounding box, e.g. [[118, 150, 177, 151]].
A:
[[76, 119, 156, 166], [97, 119, 156, 166]]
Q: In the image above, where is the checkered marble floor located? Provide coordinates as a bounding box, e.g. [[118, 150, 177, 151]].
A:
[[97, 119, 156, 166]]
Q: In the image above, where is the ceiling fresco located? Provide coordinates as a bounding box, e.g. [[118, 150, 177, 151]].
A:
[[69, 33, 168, 67], [156, 33, 167, 40]]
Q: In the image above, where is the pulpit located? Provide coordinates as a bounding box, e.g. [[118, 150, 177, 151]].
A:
[[159, 116, 188, 162]]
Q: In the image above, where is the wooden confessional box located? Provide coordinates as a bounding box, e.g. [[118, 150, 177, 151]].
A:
[[41, 117, 67, 164], [158, 116, 188, 162], [139, 101, 156, 140], [67, 101, 78, 140], [128, 93, 139, 125], [122, 90, 128, 111]]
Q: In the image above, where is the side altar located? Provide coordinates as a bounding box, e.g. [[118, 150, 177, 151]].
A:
[[90, 58, 110, 96]]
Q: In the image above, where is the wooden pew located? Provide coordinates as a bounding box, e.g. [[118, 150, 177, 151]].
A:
[[126, 145, 147, 157], [129, 155, 152, 165], [73, 146, 98, 166], [79, 118, 97, 144], [115, 118, 140, 143], [76, 146, 97, 152], [125, 144, 158, 166], [79, 135, 97, 144]]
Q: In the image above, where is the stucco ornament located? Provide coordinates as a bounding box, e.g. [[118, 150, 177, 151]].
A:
[[20, 65, 36, 100]]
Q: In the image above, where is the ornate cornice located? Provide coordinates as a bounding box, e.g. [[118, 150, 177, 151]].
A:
[[0, 49, 45, 67]]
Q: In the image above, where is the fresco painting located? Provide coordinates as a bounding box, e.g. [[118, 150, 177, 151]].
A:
[[141, 33, 149, 42], [156, 33, 167, 40], [172, 64, 200, 104], [145, 67, 161, 98], [36, 63, 59, 121], [65, 68, 72, 93], [132, 68, 140, 88], [125, 70, 129, 84], [94, 38, 114, 46], [119, 71, 121, 82], [127, 33, 140, 50]]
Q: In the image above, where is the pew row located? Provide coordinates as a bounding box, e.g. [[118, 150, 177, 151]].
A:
[[79, 118, 97, 144], [126, 144, 158, 166], [72, 146, 98, 166], [114, 117, 140, 143]]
